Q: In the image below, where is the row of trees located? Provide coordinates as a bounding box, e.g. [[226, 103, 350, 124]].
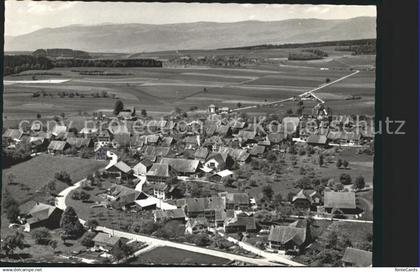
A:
[[4, 55, 53, 76]]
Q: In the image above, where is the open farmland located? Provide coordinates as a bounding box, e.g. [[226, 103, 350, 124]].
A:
[[129, 246, 230, 266], [2, 154, 106, 205], [3, 47, 375, 123]]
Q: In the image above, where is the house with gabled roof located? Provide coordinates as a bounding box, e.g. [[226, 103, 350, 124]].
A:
[[3, 129, 24, 145], [132, 160, 152, 176], [215, 125, 232, 138], [268, 220, 309, 253], [292, 189, 322, 210], [194, 147, 209, 162], [224, 214, 257, 233], [47, 140, 69, 155], [146, 163, 177, 183], [153, 208, 186, 223], [92, 232, 123, 252], [182, 196, 226, 223], [160, 158, 200, 176], [204, 152, 234, 171], [219, 192, 250, 210], [24, 203, 63, 232], [342, 247, 372, 267], [323, 191, 357, 214], [250, 145, 266, 157], [307, 134, 328, 146], [105, 160, 133, 180], [106, 184, 141, 209]]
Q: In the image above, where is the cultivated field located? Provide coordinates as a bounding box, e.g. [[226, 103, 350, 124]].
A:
[[129, 246, 230, 265], [3, 47, 375, 124]]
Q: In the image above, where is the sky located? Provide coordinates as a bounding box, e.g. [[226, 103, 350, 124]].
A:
[[5, 1, 376, 36]]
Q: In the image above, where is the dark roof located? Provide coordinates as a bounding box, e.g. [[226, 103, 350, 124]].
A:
[[224, 193, 250, 205], [3, 129, 23, 139], [66, 137, 92, 148], [237, 130, 256, 140], [185, 197, 226, 213], [106, 160, 132, 174], [194, 147, 209, 160], [161, 158, 200, 174], [92, 233, 121, 247], [205, 125, 217, 137], [112, 133, 131, 146], [225, 215, 256, 231], [26, 203, 60, 224], [219, 147, 249, 162], [216, 125, 231, 137], [342, 247, 372, 267], [307, 135, 327, 145], [146, 163, 174, 177], [48, 140, 67, 151], [143, 146, 170, 157], [324, 191, 356, 209], [250, 145, 266, 155], [161, 136, 174, 147], [108, 185, 141, 205], [268, 225, 306, 246], [154, 208, 186, 221]]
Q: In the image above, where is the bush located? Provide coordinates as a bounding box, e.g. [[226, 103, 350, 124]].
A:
[[55, 171, 72, 185], [81, 231, 96, 247], [353, 176, 366, 190], [6, 204, 20, 222], [339, 173, 352, 185], [193, 233, 211, 247], [31, 227, 52, 245]]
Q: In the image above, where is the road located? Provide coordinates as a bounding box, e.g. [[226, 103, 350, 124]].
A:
[[232, 69, 360, 112], [55, 176, 296, 266], [96, 226, 278, 266], [209, 229, 304, 266]]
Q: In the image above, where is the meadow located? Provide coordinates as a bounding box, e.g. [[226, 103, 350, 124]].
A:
[[3, 47, 375, 123]]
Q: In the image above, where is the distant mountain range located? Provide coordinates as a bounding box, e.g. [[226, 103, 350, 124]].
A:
[[5, 17, 376, 53]]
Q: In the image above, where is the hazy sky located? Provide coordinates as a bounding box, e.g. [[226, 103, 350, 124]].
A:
[[5, 1, 376, 36]]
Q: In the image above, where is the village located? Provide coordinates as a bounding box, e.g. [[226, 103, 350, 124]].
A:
[[1, 98, 374, 266]]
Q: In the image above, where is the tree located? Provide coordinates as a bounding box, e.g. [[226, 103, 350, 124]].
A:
[[286, 109, 293, 115], [85, 219, 99, 231], [31, 227, 52, 245], [339, 173, 352, 185], [262, 185, 274, 200], [36, 113, 42, 119], [55, 171, 72, 185], [2, 231, 25, 256], [237, 102, 242, 108], [80, 231, 96, 247], [336, 159, 342, 169], [273, 193, 283, 209], [6, 203, 20, 222], [266, 151, 277, 163], [7, 173, 16, 185], [223, 177, 235, 188], [296, 176, 312, 189], [334, 183, 344, 191], [113, 99, 124, 115], [353, 176, 366, 190], [141, 109, 147, 117], [326, 78, 331, 83], [342, 160, 349, 169], [60, 206, 84, 239], [112, 242, 134, 260], [318, 154, 324, 167], [193, 233, 211, 247]]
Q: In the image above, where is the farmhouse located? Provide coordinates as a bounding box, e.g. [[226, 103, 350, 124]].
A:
[[209, 169, 234, 183], [47, 140, 69, 155], [105, 160, 133, 180], [183, 136, 201, 150], [219, 192, 250, 210], [160, 158, 200, 176], [292, 189, 322, 210], [306, 135, 328, 146], [182, 196, 226, 223], [79, 127, 98, 138], [146, 163, 177, 183], [107, 184, 141, 209], [185, 217, 209, 235], [224, 214, 257, 233], [250, 145, 266, 157], [92, 232, 123, 252], [153, 208, 186, 223], [194, 147, 209, 162], [132, 160, 152, 176], [268, 222, 308, 253], [66, 137, 93, 149], [342, 247, 372, 267], [204, 152, 234, 171], [24, 203, 63, 232], [323, 191, 357, 214], [3, 128, 24, 144]]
